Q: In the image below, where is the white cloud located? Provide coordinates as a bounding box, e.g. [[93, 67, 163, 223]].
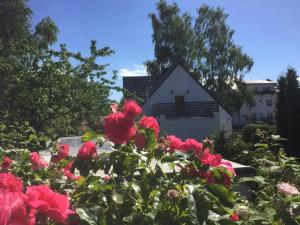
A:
[[119, 64, 147, 77]]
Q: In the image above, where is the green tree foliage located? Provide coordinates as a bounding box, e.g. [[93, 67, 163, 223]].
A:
[[0, 0, 116, 138], [146, 0, 254, 112], [276, 68, 300, 157]]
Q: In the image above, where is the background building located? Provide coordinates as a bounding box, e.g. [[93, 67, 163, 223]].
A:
[[233, 80, 277, 127], [123, 64, 232, 140]]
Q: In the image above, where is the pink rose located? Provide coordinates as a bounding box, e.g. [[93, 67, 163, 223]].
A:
[[1, 156, 12, 171], [30, 152, 48, 170], [277, 182, 300, 196], [139, 116, 160, 138], [199, 149, 222, 167], [219, 160, 236, 176], [166, 189, 180, 199], [63, 161, 80, 181], [166, 135, 183, 153], [52, 144, 69, 163], [0, 173, 23, 192], [26, 185, 74, 223], [0, 189, 27, 225], [77, 141, 98, 160], [104, 112, 136, 144], [181, 138, 202, 154], [122, 100, 142, 119], [102, 175, 111, 182]]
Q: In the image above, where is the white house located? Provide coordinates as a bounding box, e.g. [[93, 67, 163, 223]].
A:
[[232, 80, 277, 126], [123, 64, 232, 140]]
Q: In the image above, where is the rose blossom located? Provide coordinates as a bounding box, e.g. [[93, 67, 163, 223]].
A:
[[181, 138, 202, 154], [277, 182, 300, 196], [30, 152, 48, 170], [77, 141, 98, 160], [102, 175, 111, 182], [122, 100, 142, 119], [0, 189, 27, 225], [219, 160, 236, 176], [26, 185, 74, 223], [1, 156, 12, 171], [166, 189, 180, 199], [63, 161, 80, 181], [229, 213, 240, 221], [134, 132, 147, 149], [0, 173, 23, 192], [166, 135, 183, 153], [199, 148, 222, 167], [52, 144, 69, 163], [199, 170, 215, 184], [139, 116, 160, 138], [104, 112, 136, 144]]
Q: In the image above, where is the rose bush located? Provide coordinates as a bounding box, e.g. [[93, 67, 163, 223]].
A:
[[0, 100, 299, 224]]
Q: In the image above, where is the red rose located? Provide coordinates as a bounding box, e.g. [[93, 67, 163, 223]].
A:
[[181, 138, 202, 154], [26, 185, 74, 223], [0, 173, 23, 192], [199, 170, 215, 184], [1, 156, 12, 171], [139, 116, 159, 138], [219, 160, 236, 176], [0, 189, 27, 225], [30, 152, 48, 170], [166, 135, 183, 153], [122, 100, 142, 119], [134, 132, 147, 149], [63, 161, 80, 181], [104, 112, 136, 144], [52, 144, 69, 163], [229, 213, 240, 221], [77, 141, 98, 160], [199, 149, 222, 167]]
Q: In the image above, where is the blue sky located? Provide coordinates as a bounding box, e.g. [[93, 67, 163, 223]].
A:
[[28, 0, 300, 100]]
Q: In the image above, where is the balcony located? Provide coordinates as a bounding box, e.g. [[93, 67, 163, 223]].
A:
[[152, 101, 219, 118]]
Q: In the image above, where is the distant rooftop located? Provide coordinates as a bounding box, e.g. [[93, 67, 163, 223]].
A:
[[243, 79, 276, 84]]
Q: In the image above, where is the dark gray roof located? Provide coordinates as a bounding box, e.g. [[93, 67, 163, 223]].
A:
[[123, 74, 167, 99]]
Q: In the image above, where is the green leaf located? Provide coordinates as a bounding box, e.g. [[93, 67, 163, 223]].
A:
[[112, 192, 124, 204], [81, 131, 102, 142], [206, 184, 235, 206], [76, 208, 97, 225], [146, 128, 156, 151]]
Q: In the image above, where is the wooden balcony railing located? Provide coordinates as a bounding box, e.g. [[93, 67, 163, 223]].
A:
[[152, 101, 219, 118]]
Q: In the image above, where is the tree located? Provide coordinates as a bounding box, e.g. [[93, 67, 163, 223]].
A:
[[146, 0, 253, 112], [276, 68, 300, 156], [0, 0, 116, 138]]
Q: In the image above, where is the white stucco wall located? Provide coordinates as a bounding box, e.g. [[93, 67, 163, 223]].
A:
[[158, 114, 220, 140], [219, 106, 232, 133], [143, 65, 215, 114], [233, 82, 277, 126], [142, 65, 232, 140]]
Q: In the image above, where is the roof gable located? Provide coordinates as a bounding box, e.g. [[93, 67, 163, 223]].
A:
[[123, 63, 232, 115]]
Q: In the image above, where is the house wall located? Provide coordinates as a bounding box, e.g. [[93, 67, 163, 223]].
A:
[[142, 65, 232, 140], [143, 66, 215, 114], [219, 106, 232, 133], [157, 114, 220, 140], [233, 82, 277, 126]]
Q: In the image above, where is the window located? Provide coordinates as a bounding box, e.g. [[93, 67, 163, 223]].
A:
[[263, 86, 272, 93], [267, 99, 272, 106], [251, 113, 256, 120], [250, 99, 256, 107]]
